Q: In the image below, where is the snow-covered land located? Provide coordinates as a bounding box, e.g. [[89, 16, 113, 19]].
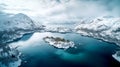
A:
[[75, 17, 120, 46], [0, 45, 21, 67], [112, 51, 120, 63], [0, 13, 45, 44], [45, 27, 72, 33], [43, 36, 75, 49]]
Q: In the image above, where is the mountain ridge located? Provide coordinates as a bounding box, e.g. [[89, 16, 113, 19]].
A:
[[75, 17, 120, 46]]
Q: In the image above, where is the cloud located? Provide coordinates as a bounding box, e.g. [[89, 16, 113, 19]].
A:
[[0, 4, 13, 21], [0, 0, 120, 24], [84, 0, 120, 16]]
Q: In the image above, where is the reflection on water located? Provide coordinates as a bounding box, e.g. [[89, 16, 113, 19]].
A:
[[8, 32, 120, 67]]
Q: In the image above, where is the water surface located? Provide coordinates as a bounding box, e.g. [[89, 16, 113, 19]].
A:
[[9, 32, 120, 67]]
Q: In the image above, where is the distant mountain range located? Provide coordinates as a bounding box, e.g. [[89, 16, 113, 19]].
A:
[[75, 17, 120, 47]]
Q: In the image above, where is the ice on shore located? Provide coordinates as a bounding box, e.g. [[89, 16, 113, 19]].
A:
[[112, 51, 120, 63]]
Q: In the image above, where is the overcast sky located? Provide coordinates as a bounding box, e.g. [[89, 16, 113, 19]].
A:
[[0, 0, 120, 23]]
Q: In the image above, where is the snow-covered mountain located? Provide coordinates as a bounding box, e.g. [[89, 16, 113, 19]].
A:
[[45, 27, 72, 33], [0, 13, 45, 44], [0, 45, 21, 67], [0, 13, 41, 31], [75, 17, 120, 46]]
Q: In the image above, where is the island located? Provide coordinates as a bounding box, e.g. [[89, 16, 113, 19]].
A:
[[43, 36, 75, 49]]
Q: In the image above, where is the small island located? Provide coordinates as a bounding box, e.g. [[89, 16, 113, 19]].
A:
[[43, 36, 75, 49]]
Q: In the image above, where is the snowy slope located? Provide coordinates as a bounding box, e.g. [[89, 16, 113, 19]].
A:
[[0, 13, 44, 44], [0, 13, 37, 31], [45, 27, 72, 33], [112, 51, 120, 63], [75, 17, 120, 46], [0, 45, 21, 67]]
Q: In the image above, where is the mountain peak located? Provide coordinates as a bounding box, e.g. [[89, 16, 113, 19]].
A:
[[13, 13, 29, 18], [11, 13, 33, 22]]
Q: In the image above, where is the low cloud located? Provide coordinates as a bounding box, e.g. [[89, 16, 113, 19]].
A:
[[0, 0, 120, 23]]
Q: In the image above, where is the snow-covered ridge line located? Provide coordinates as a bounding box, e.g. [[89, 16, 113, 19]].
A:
[[75, 17, 120, 47], [0, 13, 45, 44], [45, 27, 72, 33]]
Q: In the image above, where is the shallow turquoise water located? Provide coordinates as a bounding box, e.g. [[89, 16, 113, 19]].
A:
[[9, 32, 120, 67]]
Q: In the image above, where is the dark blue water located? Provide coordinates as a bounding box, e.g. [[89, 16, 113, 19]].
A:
[[9, 32, 120, 67]]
